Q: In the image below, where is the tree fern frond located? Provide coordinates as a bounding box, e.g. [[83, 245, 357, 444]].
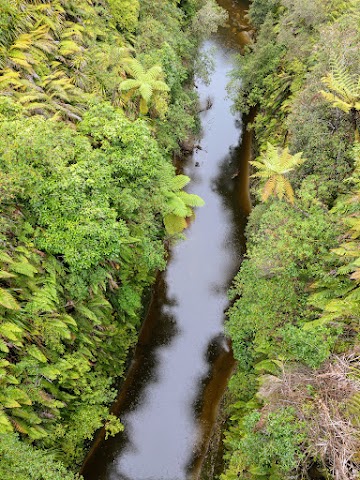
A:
[[283, 177, 295, 204], [145, 65, 163, 81], [262, 177, 276, 201], [124, 59, 144, 78], [152, 80, 170, 92], [58, 40, 82, 56], [253, 144, 304, 203], [0, 322, 23, 342], [177, 191, 205, 207], [320, 90, 352, 113], [0, 288, 20, 310], [321, 57, 360, 118], [166, 194, 188, 217], [139, 83, 152, 104], [170, 175, 190, 191], [164, 214, 187, 235], [27, 345, 48, 363]]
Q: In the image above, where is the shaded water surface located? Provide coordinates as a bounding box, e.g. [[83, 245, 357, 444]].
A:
[[82, 1, 250, 479]]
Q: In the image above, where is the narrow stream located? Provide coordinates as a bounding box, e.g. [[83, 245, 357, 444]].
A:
[[81, 1, 250, 479]]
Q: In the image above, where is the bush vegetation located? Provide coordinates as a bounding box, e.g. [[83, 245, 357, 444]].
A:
[[0, 0, 224, 477], [223, 0, 360, 479]]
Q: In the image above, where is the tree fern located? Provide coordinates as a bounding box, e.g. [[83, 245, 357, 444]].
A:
[[162, 174, 204, 234], [120, 58, 169, 116], [320, 56, 360, 140], [0, 288, 20, 310], [251, 143, 304, 204], [321, 57, 360, 114]]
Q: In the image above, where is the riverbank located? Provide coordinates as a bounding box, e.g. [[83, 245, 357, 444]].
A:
[[221, 1, 360, 479]]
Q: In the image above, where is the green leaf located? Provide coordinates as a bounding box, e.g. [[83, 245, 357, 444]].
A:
[[164, 214, 187, 234], [170, 175, 190, 190], [28, 345, 48, 363], [177, 191, 205, 207], [0, 252, 13, 264], [0, 410, 13, 432], [41, 365, 61, 380], [254, 359, 280, 374], [0, 340, 9, 353], [10, 257, 38, 277], [120, 79, 141, 92], [249, 465, 269, 476], [3, 398, 21, 408], [166, 194, 188, 217], [0, 322, 23, 341], [0, 288, 20, 310], [0, 271, 16, 279]]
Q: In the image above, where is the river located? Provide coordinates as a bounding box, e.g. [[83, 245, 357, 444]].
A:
[[81, 1, 250, 478]]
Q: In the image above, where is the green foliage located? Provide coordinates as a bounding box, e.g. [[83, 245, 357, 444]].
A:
[[307, 147, 360, 332], [121, 59, 170, 116], [107, 0, 140, 33], [321, 57, 360, 115], [190, 0, 228, 40], [222, 408, 306, 479], [226, 199, 339, 374], [229, 14, 285, 115], [251, 143, 304, 203], [247, 0, 280, 29], [0, 433, 78, 480], [163, 175, 205, 234], [320, 56, 360, 140], [223, 1, 360, 478], [104, 414, 124, 440], [0, 0, 210, 477]]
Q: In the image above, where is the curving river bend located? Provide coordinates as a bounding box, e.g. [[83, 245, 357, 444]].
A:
[[81, 1, 250, 479]]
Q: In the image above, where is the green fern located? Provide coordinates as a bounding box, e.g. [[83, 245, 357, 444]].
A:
[[164, 214, 188, 235], [162, 174, 204, 234], [321, 58, 360, 114], [251, 143, 304, 204], [346, 392, 360, 427], [120, 58, 169, 116], [170, 174, 190, 191]]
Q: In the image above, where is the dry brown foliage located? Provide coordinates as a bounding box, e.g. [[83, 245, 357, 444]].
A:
[[258, 351, 360, 479]]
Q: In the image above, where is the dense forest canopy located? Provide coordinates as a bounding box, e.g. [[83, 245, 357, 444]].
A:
[[222, 0, 360, 479], [2, 0, 360, 479], [0, 0, 225, 478]]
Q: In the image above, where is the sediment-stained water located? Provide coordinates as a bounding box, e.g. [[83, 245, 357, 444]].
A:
[[81, 2, 250, 479]]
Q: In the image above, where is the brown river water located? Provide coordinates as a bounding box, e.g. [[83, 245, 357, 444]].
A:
[[81, 1, 250, 479]]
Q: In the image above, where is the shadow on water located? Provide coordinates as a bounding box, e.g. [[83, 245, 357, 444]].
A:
[[81, 1, 251, 479], [80, 272, 180, 478]]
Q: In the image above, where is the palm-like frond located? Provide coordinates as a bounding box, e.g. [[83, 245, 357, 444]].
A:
[[321, 57, 360, 114], [144, 65, 163, 82], [119, 79, 140, 92], [170, 174, 190, 191], [164, 214, 187, 235], [139, 83, 153, 103], [120, 58, 169, 116], [251, 143, 304, 204], [124, 58, 145, 79], [177, 191, 205, 207], [162, 175, 204, 235]]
